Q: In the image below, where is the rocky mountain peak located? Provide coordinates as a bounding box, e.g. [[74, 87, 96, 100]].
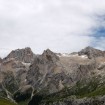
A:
[[42, 49, 59, 62], [31, 49, 59, 66], [3, 47, 34, 63], [78, 46, 105, 59]]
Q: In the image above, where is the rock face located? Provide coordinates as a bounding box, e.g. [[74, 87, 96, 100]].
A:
[[3, 47, 34, 63], [42, 49, 59, 62], [26, 49, 69, 93], [78, 46, 105, 59], [1, 47, 105, 105], [0, 47, 34, 102], [0, 58, 2, 63]]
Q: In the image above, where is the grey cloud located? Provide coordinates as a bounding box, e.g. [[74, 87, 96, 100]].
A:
[[0, 0, 105, 57]]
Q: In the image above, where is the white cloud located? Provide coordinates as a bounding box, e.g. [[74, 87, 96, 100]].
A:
[[0, 0, 105, 57]]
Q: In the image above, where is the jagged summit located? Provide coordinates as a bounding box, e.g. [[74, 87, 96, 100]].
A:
[[42, 49, 59, 62], [78, 46, 105, 59], [31, 49, 59, 66], [3, 47, 35, 63]]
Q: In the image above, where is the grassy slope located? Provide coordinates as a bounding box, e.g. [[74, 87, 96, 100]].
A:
[[0, 98, 28, 105], [0, 98, 16, 105]]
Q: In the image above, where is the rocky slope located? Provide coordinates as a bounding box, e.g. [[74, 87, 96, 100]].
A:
[[1, 47, 105, 105], [3, 47, 35, 63], [78, 46, 105, 59]]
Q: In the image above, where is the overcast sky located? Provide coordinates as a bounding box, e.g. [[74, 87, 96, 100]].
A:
[[0, 0, 105, 57]]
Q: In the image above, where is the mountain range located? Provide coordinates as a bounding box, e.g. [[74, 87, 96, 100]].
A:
[[1, 47, 105, 105]]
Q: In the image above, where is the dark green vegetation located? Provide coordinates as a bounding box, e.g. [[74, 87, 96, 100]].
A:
[[0, 98, 16, 105], [0, 97, 29, 105]]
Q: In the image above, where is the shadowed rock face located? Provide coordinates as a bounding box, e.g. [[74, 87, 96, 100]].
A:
[[0, 58, 2, 63], [3, 47, 35, 63], [14, 85, 33, 102], [78, 46, 105, 59]]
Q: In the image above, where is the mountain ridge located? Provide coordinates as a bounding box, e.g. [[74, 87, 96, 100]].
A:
[[0, 46, 105, 105]]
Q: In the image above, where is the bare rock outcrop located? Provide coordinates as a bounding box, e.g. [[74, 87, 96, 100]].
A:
[[78, 46, 105, 59], [3, 47, 35, 63], [26, 49, 65, 93]]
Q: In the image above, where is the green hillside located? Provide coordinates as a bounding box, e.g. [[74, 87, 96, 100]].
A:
[[0, 98, 16, 105]]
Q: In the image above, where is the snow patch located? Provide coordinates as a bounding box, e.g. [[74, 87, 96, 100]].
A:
[[57, 53, 88, 59], [80, 55, 88, 59], [22, 62, 31, 66], [57, 53, 71, 57]]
